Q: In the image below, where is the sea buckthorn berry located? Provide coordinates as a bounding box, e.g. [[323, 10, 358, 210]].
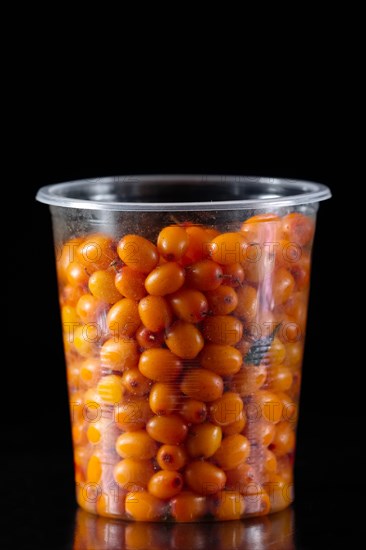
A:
[[125, 491, 165, 521], [185, 259, 223, 291], [170, 491, 207, 522], [138, 295, 172, 332], [115, 430, 158, 459], [281, 212, 315, 247], [210, 491, 245, 520], [206, 285, 238, 315], [83, 388, 102, 417], [113, 458, 154, 491], [284, 342, 303, 368], [225, 462, 257, 492], [97, 374, 124, 404], [96, 492, 125, 518], [261, 337, 286, 367], [182, 226, 215, 264], [277, 455, 293, 483], [135, 325, 165, 349], [165, 321, 204, 359], [264, 449, 278, 473], [73, 324, 99, 357], [200, 344, 242, 376], [115, 267, 147, 301], [122, 368, 151, 396], [263, 473, 293, 513], [115, 397, 152, 431], [288, 254, 310, 291], [145, 263, 185, 296], [66, 261, 89, 287], [117, 235, 159, 274], [80, 358, 101, 386], [106, 298, 140, 338], [169, 289, 208, 323], [244, 488, 271, 516], [57, 237, 84, 284], [76, 294, 103, 323], [270, 422, 295, 456], [157, 226, 189, 261], [138, 349, 182, 382], [149, 383, 179, 415], [89, 270, 123, 304], [100, 338, 139, 372], [148, 470, 183, 499], [230, 365, 267, 395], [254, 391, 284, 423], [180, 369, 224, 402], [67, 361, 81, 388], [208, 233, 247, 265], [222, 263, 245, 287], [156, 445, 188, 471], [186, 422, 222, 458], [249, 421, 276, 447], [240, 213, 280, 242], [278, 392, 297, 422], [146, 414, 188, 444], [61, 284, 85, 307], [180, 399, 207, 424], [266, 364, 293, 392], [213, 434, 250, 470], [203, 315, 243, 346], [77, 234, 116, 273], [272, 267, 295, 306], [86, 420, 105, 444], [61, 305, 80, 325], [184, 461, 226, 495], [86, 455, 102, 483], [223, 412, 246, 435], [234, 285, 258, 323], [209, 392, 244, 427]]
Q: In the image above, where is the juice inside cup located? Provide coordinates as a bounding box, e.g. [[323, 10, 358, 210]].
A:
[[36, 175, 331, 521]]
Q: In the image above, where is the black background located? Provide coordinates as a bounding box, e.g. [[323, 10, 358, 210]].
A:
[[3, 128, 359, 549]]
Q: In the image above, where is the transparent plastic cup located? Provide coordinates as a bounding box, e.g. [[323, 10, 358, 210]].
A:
[[36, 175, 331, 521]]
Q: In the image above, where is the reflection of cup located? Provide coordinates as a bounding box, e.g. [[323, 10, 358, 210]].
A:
[[73, 506, 295, 549], [37, 176, 331, 521]]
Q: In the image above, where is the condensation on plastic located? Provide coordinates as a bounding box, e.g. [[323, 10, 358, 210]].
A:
[[36, 176, 331, 522]]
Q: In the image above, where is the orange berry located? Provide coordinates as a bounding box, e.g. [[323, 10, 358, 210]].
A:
[[57, 237, 84, 284], [270, 422, 295, 457], [122, 367, 151, 396], [210, 491, 245, 520], [114, 458, 154, 491], [200, 344, 242, 376], [165, 321, 204, 359], [213, 434, 250, 470], [240, 213, 280, 242], [180, 399, 207, 424], [261, 337, 286, 367], [281, 212, 315, 247], [186, 259, 223, 291], [157, 226, 189, 261], [76, 294, 104, 323], [138, 295, 172, 332], [206, 285, 238, 315], [80, 358, 101, 386], [264, 448, 278, 472], [146, 414, 188, 444], [117, 235, 159, 273], [77, 234, 116, 273], [61, 284, 85, 307], [73, 324, 100, 357], [251, 421, 276, 447], [148, 470, 183, 499], [61, 304, 80, 325], [115, 430, 158, 459], [234, 285, 258, 322], [230, 365, 267, 396], [115, 266, 147, 300], [114, 397, 152, 431], [145, 262, 185, 296], [135, 325, 165, 349], [225, 462, 257, 493], [284, 342, 303, 368], [181, 368, 223, 402], [254, 391, 284, 423], [184, 461, 226, 495], [100, 338, 139, 372], [138, 348, 182, 382], [186, 422, 222, 458], [272, 267, 295, 306], [149, 383, 179, 415], [209, 392, 244, 427], [66, 261, 89, 286], [106, 298, 140, 337], [170, 491, 207, 522], [125, 491, 165, 521], [97, 374, 124, 404], [278, 392, 297, 422], [169, 289, 208, 323], [86, 455, 102, 483], [222, 263, 245, 287], [156, 445, 188, 471], [266, 364, 293, 392], [263, 473, 294, 512], [222, 412, 246, 435], [202, 315, 243, 346], [182, 226, 215, 264], [208, 232, 247, 265]]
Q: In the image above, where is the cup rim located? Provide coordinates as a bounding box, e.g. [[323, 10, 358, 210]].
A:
[[36, 175, 331, 212]]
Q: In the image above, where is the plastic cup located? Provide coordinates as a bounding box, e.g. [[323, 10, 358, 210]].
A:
[[36, 175, 331, 521]]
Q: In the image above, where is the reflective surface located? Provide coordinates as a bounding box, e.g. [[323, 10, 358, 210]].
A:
[[73, 507, 295, 549]]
